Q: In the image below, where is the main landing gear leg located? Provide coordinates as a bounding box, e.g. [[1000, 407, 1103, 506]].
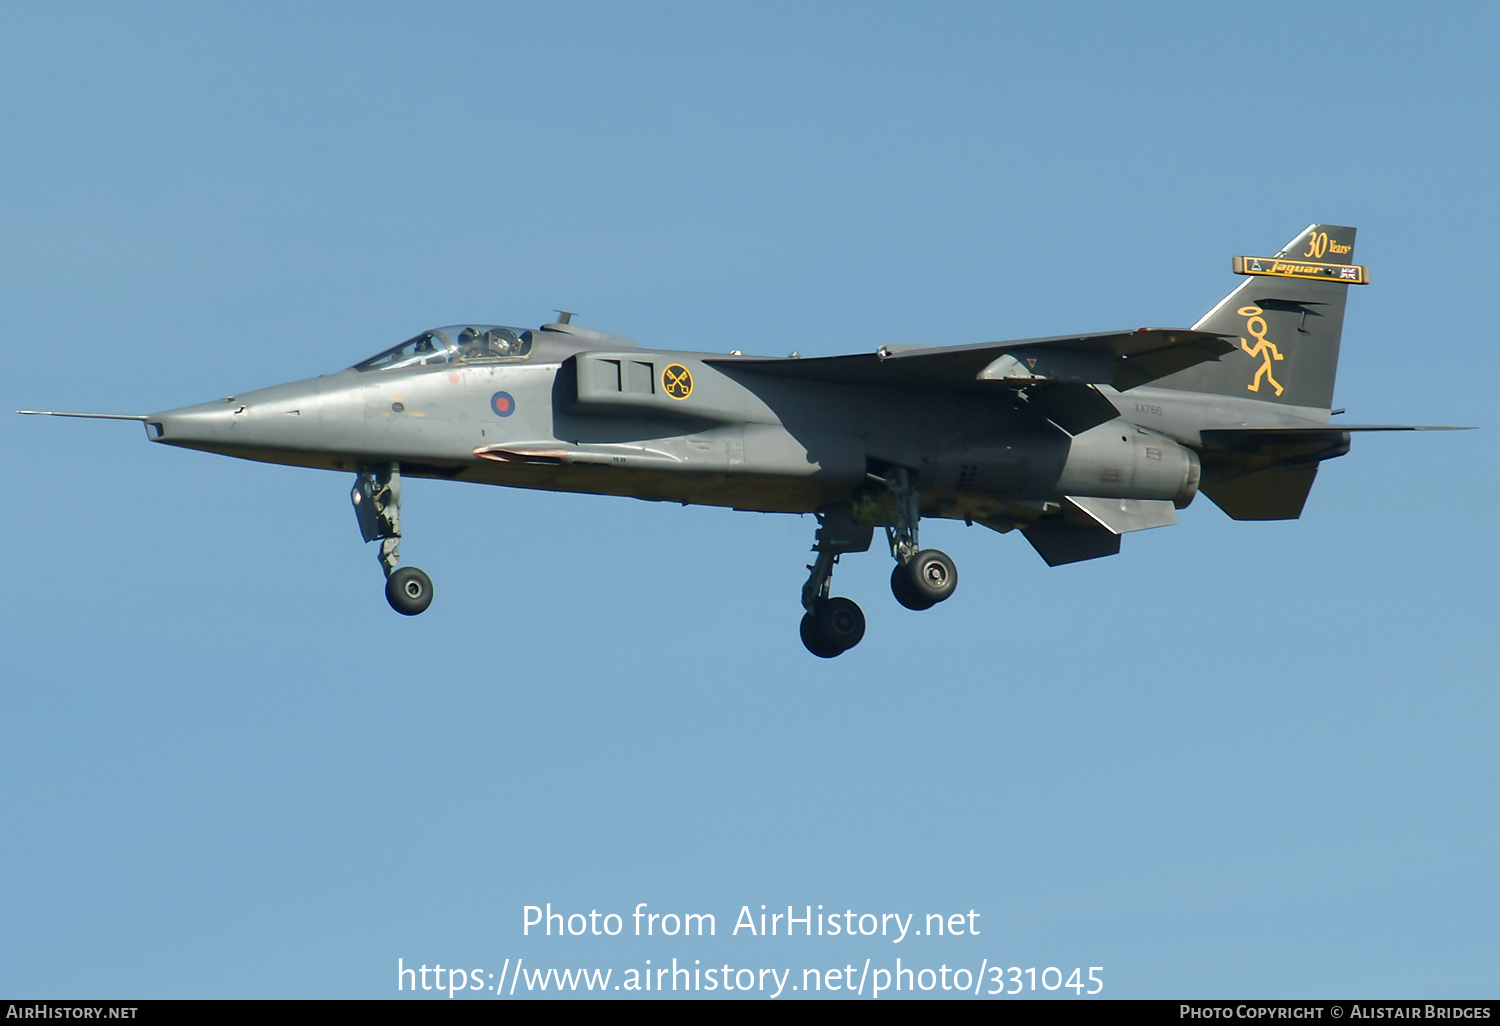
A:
[[352, 463, 433, 616], [884, 466, 958, 611], [799, 510, 871, 658]]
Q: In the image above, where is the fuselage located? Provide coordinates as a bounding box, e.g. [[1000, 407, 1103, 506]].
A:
[[146, 323, 1328, 525]]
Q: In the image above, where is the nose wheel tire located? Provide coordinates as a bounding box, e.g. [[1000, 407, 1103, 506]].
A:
[[892, 549, 957, 610], [386, 566, 434, 615], [800, 597, 866, 657]]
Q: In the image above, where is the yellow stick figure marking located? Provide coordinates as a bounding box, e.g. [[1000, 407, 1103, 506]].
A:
[[1237, 305, 1284, 396]]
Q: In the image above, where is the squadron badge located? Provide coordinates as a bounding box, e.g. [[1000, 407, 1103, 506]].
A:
[[662, 363, 694, 400]]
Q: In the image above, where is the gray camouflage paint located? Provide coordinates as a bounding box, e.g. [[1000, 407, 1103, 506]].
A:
[[114, 225, 1432, 565]]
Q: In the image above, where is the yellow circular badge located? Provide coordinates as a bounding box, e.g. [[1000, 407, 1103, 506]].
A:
[[662, 363, 693, 400]]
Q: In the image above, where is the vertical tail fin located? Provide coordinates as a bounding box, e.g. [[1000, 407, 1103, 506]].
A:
[[1154, 224, 1360, 411]]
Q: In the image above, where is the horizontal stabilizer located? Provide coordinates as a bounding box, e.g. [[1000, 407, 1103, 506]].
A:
[[1202, 424, 1472, 448], [1201, 463, 1319, 520], [1198, 424, 1473, 467]]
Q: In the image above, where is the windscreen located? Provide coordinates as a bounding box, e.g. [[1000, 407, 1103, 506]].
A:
[[354, 326, 533, 372]]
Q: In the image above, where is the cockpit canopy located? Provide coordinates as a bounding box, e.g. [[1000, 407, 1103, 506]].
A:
[[354, 325, 534, 372]]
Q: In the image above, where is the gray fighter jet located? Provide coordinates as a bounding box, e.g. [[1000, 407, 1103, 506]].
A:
[[20, 224, 1463, 656]]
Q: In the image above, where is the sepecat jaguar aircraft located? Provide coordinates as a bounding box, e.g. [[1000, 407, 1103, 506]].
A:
[[20, 224, 1464, 656]]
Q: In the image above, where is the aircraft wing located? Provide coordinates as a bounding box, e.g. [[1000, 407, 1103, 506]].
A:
[[707, 329, 1233, 434], [705, 328, 1234, 392]]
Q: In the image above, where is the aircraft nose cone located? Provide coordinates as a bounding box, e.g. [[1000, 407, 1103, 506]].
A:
[[147, 400, 238, 447], [147, 377, 330, 455]]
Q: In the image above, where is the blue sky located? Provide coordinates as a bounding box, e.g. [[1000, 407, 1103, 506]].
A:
[[3, 2, 1496, 999]]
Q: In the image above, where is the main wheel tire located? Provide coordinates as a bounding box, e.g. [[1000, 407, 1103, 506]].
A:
[[895, 549, 957, 608], [800, 611, 844, 658], [891, 563, 935, 610], [385, 566, 434, 616], [816, 596, 866, 652]]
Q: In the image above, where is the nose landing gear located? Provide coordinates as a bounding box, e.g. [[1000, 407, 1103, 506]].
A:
[[385, 565, 433, 616], [353, 463, 434, 615]]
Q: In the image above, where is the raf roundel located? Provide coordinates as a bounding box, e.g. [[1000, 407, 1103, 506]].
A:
[[490, 391, 516, 417]]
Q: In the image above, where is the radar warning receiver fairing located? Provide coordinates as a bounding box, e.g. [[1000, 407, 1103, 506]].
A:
[[20, 226, 1467, 657]]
